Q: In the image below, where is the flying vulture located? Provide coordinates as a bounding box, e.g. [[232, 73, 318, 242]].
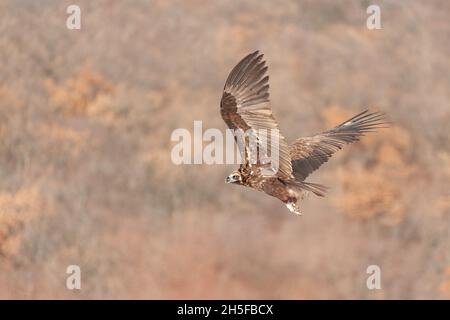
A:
[[221, 51, 387, 214]]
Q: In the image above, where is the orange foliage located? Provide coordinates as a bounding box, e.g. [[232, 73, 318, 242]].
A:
[[0, 188, 49, 257], [0, 86, 24, 139], [46, 65, 114, 116], [33, 123, 89, 158], [321, 107, 419, 225], [439, 267, 450, 298]]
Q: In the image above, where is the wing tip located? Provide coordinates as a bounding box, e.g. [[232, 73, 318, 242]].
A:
[[341, 109, 391, 130], [245, 50, 263, 62], [248, 50, 265, 64]]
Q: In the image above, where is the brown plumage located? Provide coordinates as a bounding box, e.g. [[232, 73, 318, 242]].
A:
[[221, 51, 388, 215]]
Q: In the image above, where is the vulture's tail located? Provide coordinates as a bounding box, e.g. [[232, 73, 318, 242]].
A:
[[288, 180, 328, 197]]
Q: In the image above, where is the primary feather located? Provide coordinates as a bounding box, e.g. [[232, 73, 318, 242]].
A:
[[220, 50, 292, 179], [290, 110, 388, 181]]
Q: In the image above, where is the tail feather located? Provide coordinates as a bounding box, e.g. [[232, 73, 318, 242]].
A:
[[288, 180, 328, 197]]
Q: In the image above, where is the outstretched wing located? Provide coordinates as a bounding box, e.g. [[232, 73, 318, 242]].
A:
[[290, 110, 388, 181], [220, 51, 292, 178]]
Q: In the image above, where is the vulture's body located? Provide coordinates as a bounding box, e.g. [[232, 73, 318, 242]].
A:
[[220, 51, 387, 214]]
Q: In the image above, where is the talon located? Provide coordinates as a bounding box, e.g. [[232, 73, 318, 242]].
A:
[[286, 201, 302, 215]]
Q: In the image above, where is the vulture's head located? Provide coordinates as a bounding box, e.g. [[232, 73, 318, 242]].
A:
[[225, 170, 243, 185]]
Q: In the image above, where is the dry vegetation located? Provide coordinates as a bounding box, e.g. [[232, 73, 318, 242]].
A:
[[0, 0, 449, 299]]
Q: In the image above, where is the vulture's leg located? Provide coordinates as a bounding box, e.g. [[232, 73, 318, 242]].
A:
[[286, 197, 301, 215]]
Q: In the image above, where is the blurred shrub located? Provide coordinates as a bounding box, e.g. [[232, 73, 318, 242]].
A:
[[439, 266, 450, 298], [0, 188, 49, 257], [46, 65, 114, 117], [321, 106, 419, 225]]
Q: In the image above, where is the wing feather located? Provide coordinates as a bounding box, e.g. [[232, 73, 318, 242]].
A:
[[290, 110, 388, 181], [220, 51, 292, 178]]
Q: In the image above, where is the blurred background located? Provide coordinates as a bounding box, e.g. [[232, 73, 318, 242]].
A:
[[0, 0, 449, 299]]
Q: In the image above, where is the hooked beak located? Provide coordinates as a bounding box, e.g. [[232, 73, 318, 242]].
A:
[[225, 175, 238, 184]]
